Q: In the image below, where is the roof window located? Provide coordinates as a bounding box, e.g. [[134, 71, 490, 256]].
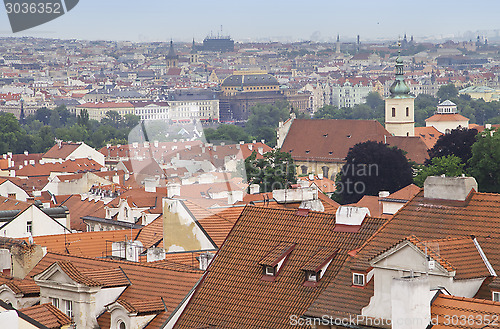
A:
[[259, 242, 295, 281]]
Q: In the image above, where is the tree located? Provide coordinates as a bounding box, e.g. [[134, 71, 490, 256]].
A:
[[245, 150, 296, 193], [204, 124, 249, 144], [245, 102, 290, 147], [468, 129, 500, 193], [414, 155, 466, 187], [0, 113, 33, 154], [426, 127, 478, 168], [313, 105, 343, 119], [335, 141, 413, 204], [437, 84, 458, 101], [34, 107, 52, 125], [101, 111, 123, 127], [77, 109, 89, 127]]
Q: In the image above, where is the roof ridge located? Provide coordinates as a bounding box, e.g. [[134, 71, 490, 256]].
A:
[[45, 252, 203, 274]]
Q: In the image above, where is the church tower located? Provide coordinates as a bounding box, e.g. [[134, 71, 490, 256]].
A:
[[166, 40, 179, 68], [385, 47, 414, 137]]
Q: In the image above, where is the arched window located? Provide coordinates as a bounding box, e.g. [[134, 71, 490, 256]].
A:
[[322, 166, 329, 179], [118, 321, 126, 329], [301, 165, 308, 175]]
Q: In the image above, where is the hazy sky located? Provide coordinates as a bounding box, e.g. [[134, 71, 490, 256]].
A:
[[1, 0, 500, 42]]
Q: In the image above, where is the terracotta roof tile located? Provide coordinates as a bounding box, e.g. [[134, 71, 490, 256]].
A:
[[173, 206, 386, 329], [281, 119, 391, 162], [386, 136, 429, 164], [29, 252, 203, 320], [58, 194, 106, 231], [19, 303, 72, 329], [0, 273, 39, 296], [42, 142, 81, 160], [425, 113, 470, 122], [305, 190, 500, 320], [415, 126, 443, 149], [431, 294, 500, 328]]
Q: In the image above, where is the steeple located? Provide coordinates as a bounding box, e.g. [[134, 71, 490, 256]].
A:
[[389, 44, 411, 98], [166, 39, 179, 68], [384, 42, 415, 137]]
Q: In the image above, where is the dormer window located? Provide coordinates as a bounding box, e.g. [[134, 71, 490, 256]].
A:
[[306, 271, 318, 282], [301, 248, 337, 287], [259, 242, 295, 282], [264, 265, 276, 276], [353, 273, 365, 286]]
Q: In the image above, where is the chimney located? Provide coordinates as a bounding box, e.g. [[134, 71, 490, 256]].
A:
[[261, 139, 265, 144], [486, 123, 492, 129], [227, 190, 244, 204], [239, 141, 244, 145], [424, 176, 477, 201], [252, 140, 256, 144], [334, 206, 370, 232], [257, 147, 263, 155], [132, 142, 138, 148], [144, 178, 157, 193], [198, 252, 215, 270], [308, 174, 314, 181], [154, 140, 159, 148], [391, 276, 430, 329], [378, 191, 390, 198], [24, 151, 28, 156], [167, 183, 181, 198], [317, 173, 323, 180], [249, 184, 260, 195]]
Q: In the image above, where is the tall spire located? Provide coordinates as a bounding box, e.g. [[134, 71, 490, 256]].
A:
[[389, 42, 411, 97]]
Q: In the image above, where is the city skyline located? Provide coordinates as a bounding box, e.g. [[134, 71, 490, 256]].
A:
[[1, 0, 500, 42]]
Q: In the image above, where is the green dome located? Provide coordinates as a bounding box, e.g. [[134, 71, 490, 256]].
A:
[[389, 56, 412, 97]]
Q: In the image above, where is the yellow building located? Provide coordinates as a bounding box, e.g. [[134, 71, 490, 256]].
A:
[[459, 85, 500, 102]]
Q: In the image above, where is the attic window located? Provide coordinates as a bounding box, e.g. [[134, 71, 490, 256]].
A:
[[323, 134, 328, 137], [493, 291, 500, 302], [259, 242, 295, 281], [301, 248, 336, 287], [347, 135, 351, 138], [328, 151, 333, 155], [305, 150, 310, 154], [352, 273, 365, 286]]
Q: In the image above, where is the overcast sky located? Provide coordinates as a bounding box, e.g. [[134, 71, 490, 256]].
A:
[[1, 0, 499, 42]]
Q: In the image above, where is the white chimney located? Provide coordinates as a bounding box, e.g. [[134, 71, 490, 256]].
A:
[[24, 151, 28, 156], [132, 142, 138, 148], [239, 141, 244, 145], [167, 183, 181, 198], [227, 190, 244, 204], [144, 178, 157, 193], [424, 176, 477, 201], [154, 140, 159, 148], [317, 173, 323, 179], [198, 252, 215, 270], [308, 174, 314, 181], [248, 144, 253, 151], [249, 184, 260, 195], [391, 276, 430, 329], [378, 191, 390, 198], [335, 206, 370, 229], [252, 140, 256, 144], [257, 147, 263, 155]]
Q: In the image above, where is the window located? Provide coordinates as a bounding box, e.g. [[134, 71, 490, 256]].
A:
[[50, 297, 59, 309], [493, 291, 500, 302], [27, 221, 32, 234], [306, 271, 318, 282], [406, 107, 409, 117], [264, 265, 276, 276], [392, 107, 396, 117], [322, 166, 329, 178], [301, 165, 308, 175], [353, 273, 365, 286], [118, 321, 126, 329], [64, 300, 73, 319]]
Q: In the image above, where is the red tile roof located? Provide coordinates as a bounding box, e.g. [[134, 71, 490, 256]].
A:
[[415, 126, 443, 149], [58, 195, 106, 231], [30, 253, 203, 323], [281, 119, 391, 162], [16, 158, 102, 177], [19, 303, 72, 329], [305, 190, 500, 320], [173, 206, 386, 328], [386, 136, 429, 164], [431, 294, 500, 328], [425, 113, 470, 122], [42, 142, 81, 160]]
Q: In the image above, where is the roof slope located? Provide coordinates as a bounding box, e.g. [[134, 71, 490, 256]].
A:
[[30, 252, 203, 323], [306, 190, 500, 319], [280, 119, 391, 162], [20, 303, 72, 329], [173, 206, 385, 329], [386, 136, 429, 164], [431, 294, 500, 328]]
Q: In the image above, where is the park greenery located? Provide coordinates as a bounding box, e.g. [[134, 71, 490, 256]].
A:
[[0, 106, 140, 154]]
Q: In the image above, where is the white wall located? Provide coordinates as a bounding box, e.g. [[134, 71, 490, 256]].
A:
[[0, 206, 67, 238], [0, 181, 29, 201]]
